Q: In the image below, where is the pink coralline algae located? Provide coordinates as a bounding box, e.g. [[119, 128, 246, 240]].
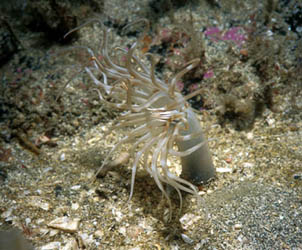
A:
[[203, 70, 214, 79], [176, 81, 184, 91], [205, 26, 247, 46], [204, 27, 221, 42]]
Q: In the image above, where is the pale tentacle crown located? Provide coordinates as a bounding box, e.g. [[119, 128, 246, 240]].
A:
[[64, 21, 215, 218]]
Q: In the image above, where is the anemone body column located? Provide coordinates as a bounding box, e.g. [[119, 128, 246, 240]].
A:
[[177, 108, 215, 184]]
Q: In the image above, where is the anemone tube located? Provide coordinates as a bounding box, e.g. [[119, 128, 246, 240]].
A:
[[65, 23, 215, 217]]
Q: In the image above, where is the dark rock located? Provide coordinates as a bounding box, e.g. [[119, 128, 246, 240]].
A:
[[0, 19, 19, 66]]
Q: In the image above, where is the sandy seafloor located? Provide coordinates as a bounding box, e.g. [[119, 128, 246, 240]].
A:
[[1, 0, 302, 249]]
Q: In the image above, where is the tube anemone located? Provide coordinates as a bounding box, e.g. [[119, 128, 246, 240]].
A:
[[62, 20, 215, 219]]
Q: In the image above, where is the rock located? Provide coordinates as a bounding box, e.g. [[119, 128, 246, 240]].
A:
[[0, 230, 33, 250]]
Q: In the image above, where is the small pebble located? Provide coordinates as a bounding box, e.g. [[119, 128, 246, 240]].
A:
[[216, 167, 232, 173], [60, 153, 65, 161], [48, 217, 80, 233], [70, 185, 81, 190], [181, 233, 194, 244], [94, 230, 104, 238], [246, 132, 254, 140], [293, 173, 302, 180], [62, 238, 78, 250], [71, 202, 79, 210], [266, 118, 275, 126], [242, 162, 254, 168], [28, 196, 51, 211], [40, 241, 61, 250], [225, 157, 232, 163]]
